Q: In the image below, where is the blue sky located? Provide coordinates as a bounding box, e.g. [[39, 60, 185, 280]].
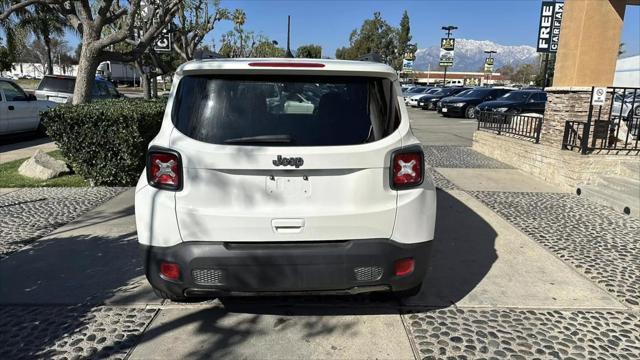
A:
[[210, 0, 640, 57], [30, 1, 640, 58]]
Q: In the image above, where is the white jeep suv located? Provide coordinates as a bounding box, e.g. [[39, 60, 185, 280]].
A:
[[135, 59, 437, 301]]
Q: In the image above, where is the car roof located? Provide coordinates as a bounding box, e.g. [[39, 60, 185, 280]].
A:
[[39, 75, 108, 82], [509, 89, 545, 93], [177, 58, 398, 80], [43, 74, 75, 79]]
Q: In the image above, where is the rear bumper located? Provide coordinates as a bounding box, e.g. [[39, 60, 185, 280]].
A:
[[141, 239, 432, 298]]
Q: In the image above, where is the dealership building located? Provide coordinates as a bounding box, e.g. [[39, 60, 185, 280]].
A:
[[402, 71, 508, 86], [472, 0, 640, 216]]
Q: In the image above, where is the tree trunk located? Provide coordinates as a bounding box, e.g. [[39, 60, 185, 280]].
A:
[[151, 75, 158, 98], [143, 73, 151, 99], [44, 34, 53, 75], [73, 42, 100, 105], [134, 60, 150, 99]]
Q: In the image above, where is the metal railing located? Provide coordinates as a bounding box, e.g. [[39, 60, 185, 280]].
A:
[[562, 120, 587, 151], [562, 87, 640, 154], [477, 111, 543, 143]]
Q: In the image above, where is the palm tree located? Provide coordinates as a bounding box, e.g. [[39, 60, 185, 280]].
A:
[[18, 4, 68, 75]]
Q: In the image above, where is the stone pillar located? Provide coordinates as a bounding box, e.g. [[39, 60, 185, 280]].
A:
[[541, 87, 592, 147], [553, 0, 626, 87], [542, 87, 615, 149]]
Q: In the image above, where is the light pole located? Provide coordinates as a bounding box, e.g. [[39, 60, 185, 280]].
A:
[[441, 25, 457, 86], [285, 16, 293, 58], [484, 50, 497, 85]]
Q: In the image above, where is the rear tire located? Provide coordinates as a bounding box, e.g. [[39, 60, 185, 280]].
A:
[[393, 282, 422, 299], [152, 287, 188, 302]]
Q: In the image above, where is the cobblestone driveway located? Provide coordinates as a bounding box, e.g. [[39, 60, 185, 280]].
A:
[[404, 308, 640, 359], [0, 306, 157, 360], [470, 191, 640, 307], [0, 187, 125, 257], [424, 145, 512, 169]]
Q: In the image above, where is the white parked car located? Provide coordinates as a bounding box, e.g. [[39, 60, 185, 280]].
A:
[[0, 78, 57, 136], [135, 58, 437, 301], [407, 88, 440, 107]]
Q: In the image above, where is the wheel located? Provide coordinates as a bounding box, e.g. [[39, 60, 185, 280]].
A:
[[393, 283, 422, 299], [465, 106, 476, 119], [152, 287, 188, 302]]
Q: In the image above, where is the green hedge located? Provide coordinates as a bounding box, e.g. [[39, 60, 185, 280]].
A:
[[42, 98, 167, 186]]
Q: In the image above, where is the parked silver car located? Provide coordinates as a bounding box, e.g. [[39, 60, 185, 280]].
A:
[[34, 75, 123, 104], [0, 78, 57, 135]]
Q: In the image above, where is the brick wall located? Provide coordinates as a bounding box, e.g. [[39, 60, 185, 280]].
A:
[[472, 131, 640, 189], [541, 87, 614, 149]]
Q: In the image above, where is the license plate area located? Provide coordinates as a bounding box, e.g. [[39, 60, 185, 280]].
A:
[[265, 176, 311, 198], [48, 96, 67, 103], [442, 107, 448, 113]]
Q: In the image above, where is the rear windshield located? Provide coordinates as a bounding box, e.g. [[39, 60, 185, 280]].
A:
[[459, 88, 493, 98], [499, 91, 531, 101], [172, 75, 400, 146], [37, 77, 75, 93]]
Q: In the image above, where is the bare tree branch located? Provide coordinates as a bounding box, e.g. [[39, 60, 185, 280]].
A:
[[0, 0, 46, 21]]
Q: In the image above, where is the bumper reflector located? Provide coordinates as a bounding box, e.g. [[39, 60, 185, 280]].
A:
[[160, 262, 180, 280], [394, 258, 415, 277]]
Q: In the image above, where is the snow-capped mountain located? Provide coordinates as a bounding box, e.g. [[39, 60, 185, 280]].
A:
[[413, 39, 539, 71]]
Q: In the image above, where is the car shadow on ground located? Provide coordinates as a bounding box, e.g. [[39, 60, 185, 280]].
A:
[[0, 189, 497, 358], [0, 133, 49, 151]]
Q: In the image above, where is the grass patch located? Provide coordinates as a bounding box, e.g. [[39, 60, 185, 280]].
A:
[[0, 150, 88, 188]]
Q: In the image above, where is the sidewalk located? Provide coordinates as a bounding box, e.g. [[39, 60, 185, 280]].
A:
[[0, 137, 57, 164]]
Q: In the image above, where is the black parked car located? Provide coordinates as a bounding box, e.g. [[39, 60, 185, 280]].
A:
[[475, 90, 547, 116], [418, 87, 470, 110], [439, 87, 513, 119]]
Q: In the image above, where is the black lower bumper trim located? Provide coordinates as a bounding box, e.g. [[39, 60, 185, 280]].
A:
[[184, 285, 392, 298], [140, 239, 432, 298]]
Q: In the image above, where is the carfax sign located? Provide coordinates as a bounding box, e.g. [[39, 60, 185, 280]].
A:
[[439, 38, 455, 67], [537, 1, 564, 53]]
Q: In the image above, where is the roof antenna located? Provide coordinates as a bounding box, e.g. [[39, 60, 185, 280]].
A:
[[285, 15, 294, 58]]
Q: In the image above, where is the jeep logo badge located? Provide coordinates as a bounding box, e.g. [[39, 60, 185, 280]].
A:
[[273, 155, 304, 168]]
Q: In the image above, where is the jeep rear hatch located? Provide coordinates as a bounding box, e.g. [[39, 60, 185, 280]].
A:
[[170, 74, 402, 242]]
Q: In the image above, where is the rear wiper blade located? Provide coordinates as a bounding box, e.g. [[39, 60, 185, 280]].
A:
[[224, 135, 292, 144]]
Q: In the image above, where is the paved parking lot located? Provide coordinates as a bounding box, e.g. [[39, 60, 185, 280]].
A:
[[0, 108, 638, 359]]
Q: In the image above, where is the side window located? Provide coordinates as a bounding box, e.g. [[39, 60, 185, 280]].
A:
[[0, 81, 27, 101]]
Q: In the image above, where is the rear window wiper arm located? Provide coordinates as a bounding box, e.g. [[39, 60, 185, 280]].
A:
[[224, 135, 292, 144]]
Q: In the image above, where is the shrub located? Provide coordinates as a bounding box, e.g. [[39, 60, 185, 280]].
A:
[[42, 98, 167, 186]]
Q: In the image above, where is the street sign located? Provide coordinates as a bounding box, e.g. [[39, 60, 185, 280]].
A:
[[154, 28, 171, 53], [591, 87, 607, 106], [439, 38, 455, 67], [484, 57, 494, 72], [402, 59, 414, 70], [537, 1, 564, 53]]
